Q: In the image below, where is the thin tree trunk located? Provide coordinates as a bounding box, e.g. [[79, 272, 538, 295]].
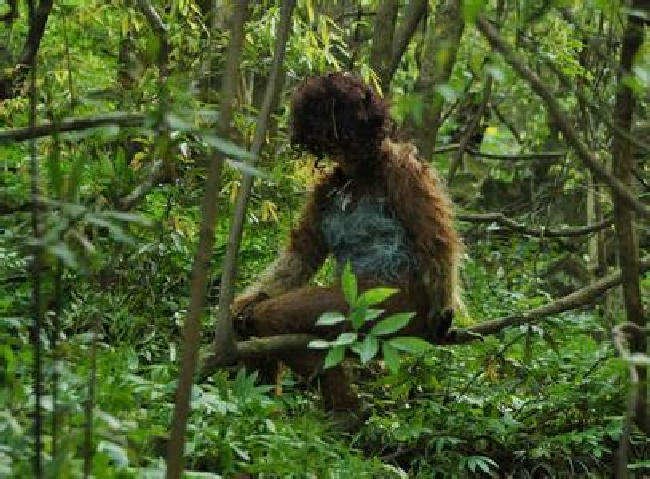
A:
[[165, 3, 249, 478], [369, 0, 398, 93], [210, 0, 295, 368], [611, 3, 647, 433], [0, 0, 53, 99], [27, 0, 43, 475], [413, 0, 464, 159]]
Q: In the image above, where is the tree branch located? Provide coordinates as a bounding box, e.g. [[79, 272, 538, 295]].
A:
[[200, 259, 650, 371], [0, 0, 53, 99], [457, 212, 613, 238], [476, 16, 649, 218], [0, 112, 147, 143], [386, 0, 427, 85], [457, 258, 650, 340], [431, 143, 566, 160]]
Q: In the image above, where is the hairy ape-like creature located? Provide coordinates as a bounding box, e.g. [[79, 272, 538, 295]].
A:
[[233, 72, 462, 409]]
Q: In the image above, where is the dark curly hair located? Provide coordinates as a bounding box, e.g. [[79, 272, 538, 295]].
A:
[[290, 72, 389, 159]]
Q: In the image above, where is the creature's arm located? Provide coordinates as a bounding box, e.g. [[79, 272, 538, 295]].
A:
[[232, 181, 330, 313], [383, 140, 462, 315]]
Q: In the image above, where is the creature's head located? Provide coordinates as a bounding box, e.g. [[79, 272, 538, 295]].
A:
[[290, 72, 389, 172]]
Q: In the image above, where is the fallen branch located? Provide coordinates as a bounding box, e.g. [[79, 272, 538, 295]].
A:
[[476, 16, 649, 219], [0, 111, 147, 143], [459, 258, 650, 340], [201, 259, 650, 370], [457, 212, 613, 238]]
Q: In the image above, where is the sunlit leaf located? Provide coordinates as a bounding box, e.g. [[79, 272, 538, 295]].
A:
[[388, 337, 432, 354], [324, 345, 345, 369], [359, 335, 379, 364], [316, 311, 347, 326], [370, 312, 415, 336]]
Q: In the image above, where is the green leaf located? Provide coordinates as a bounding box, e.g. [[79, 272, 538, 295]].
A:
[[359, 335, 379, 364], [324, 345, 345, 369], [462, 0, 485, 22], [370, 312, 415, 336], [364, 309, 385, 322], [388, 337, 433, 354], [341, 261, 357, 306], [316, 311, 346, 326], [332, 332, 357, 346], [357, 287, 398, 307], [97, 440, 129, 467], [308, 340, 330, 349], [382, 342, 400, 374], [349, 307, 367, 330]]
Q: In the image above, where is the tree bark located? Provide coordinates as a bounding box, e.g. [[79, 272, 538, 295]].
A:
[[413, 0, 464, 159], [210, 0, 295, 368], [386, 0, 427, 87], [369, 0, 399, 93], [611, 4, 647, 432], [0, 0, 53, 99], [165, 3, 249, 478]]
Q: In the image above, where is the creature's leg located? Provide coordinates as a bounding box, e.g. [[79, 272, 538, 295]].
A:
[[247, 286, 358, 409], [250, 286, 347, 336]]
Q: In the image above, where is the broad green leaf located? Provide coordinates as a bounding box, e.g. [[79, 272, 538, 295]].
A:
[[341, 261, 357, 306], [357, 287, 398, 307], [382, 342, 400, 374], [332, 332, 357, 346], [364, 309, 385, 322], [316, 311, 347, 326], [359, 335, 379, 364], [308, 340, 330, 349], [349, 307, 366, 330], [388, 337, 433, 354], [370, 312, 415, 336], [324, 345, 345, 369]]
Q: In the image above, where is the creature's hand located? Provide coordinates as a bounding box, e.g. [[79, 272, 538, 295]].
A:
[[428, 308, 454, 343]]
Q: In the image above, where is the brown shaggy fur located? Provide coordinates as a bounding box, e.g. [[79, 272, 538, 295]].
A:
[[233, 73, 461, 409]]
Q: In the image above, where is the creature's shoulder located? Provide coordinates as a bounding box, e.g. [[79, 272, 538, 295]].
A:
[[380, 138, 442, 184], [380, 138, 420, 168]]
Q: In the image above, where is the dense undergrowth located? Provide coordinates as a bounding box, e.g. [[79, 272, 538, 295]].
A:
[[1, 204, 646, 476], [1, 1, 649, 477]]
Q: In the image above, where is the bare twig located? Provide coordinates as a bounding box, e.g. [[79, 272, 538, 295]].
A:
[[476, 16, 649, 218], [457, 213, 613, 238], [465, 147, 565, 160], [431, 143, 566, 160], [0, 112, 147, 143], [448, 76, 492, 184]]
